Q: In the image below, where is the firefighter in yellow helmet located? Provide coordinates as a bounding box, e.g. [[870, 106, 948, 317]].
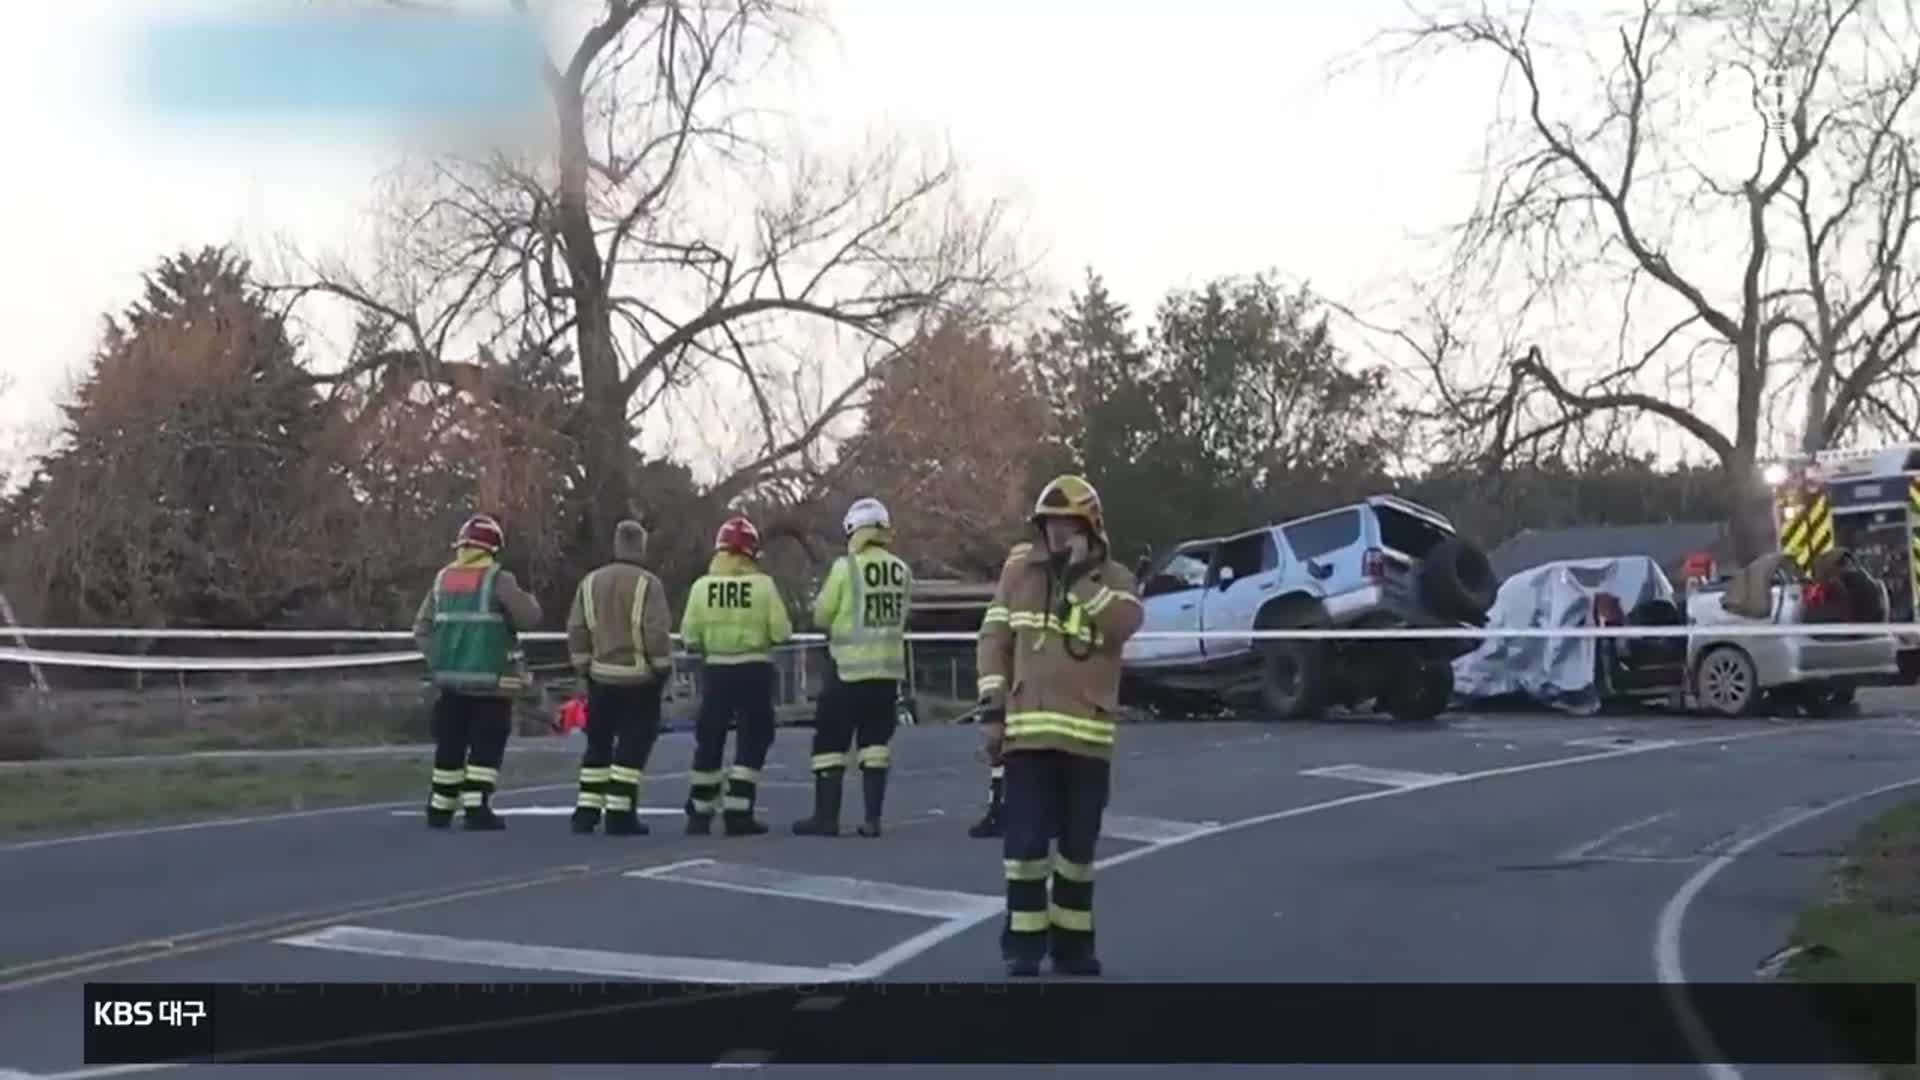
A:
[[975, 475, 1143, 976]]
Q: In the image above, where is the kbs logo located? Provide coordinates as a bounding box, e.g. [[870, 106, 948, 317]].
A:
[[93, 1000, 206, 1027]]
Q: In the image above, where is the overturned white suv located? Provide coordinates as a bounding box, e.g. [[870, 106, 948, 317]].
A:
[[1120, 496, 1498, 722]]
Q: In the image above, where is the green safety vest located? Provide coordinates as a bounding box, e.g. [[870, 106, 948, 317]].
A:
[[823, 546, 911, 682], [681, 570, 790, 664], [429, 563, 522, 692]]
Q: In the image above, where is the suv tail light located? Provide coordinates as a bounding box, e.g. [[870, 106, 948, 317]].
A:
[[1361, 547, 1385, 580]]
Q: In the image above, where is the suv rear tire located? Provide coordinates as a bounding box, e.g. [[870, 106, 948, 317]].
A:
[[1260, 640, 1329, 721]]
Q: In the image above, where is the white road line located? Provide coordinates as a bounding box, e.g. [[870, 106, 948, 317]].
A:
[[850, 726, 1794, 979], [1653, 773, 1920, 1080], [3, 724, 1804, 1080], [8, 1066, 194, 1080], [276, 925, 856, 984], [1557, 812, 1679, 863], [0, 773, 687, 855], [1101, 814, 1217, 844], [627, 860, 1000, 921], [1299, 763, 1458, 789]]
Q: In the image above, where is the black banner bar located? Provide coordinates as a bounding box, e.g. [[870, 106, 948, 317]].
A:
[[84, 981, 1917, 1066]]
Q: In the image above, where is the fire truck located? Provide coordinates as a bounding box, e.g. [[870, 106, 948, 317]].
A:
[[1766, 442, 1920, 682]]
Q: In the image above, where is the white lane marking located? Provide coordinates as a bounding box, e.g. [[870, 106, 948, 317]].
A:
[[627, 860, 1000, 921], [385, 805, 682, 818], [1101, 814, 1217, 844], [0, 1060, 161, 1068], [1653, 773, 1920, 1080], [276, 925, 856, 985], [4, 725, 1803, 1080], [1557, 812, 1680, 862], [1566, 736, 1680, 751], [850, 726, 1795, 979], [0, 782, 545, 854], [1299, 763, 1458, 789]]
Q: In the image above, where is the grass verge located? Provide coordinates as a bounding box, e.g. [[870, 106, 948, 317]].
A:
[[0, 752, 583, 835], [1779, 799, 1920, 1079], [1783, 799, 1920, 982]]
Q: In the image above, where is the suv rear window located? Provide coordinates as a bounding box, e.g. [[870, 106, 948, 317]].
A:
[[1283, 510, 1360, 560], [1375, 506, 1451, 559]]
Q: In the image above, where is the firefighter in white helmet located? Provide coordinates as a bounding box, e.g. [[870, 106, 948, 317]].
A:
[[793, 497, 915, 837]]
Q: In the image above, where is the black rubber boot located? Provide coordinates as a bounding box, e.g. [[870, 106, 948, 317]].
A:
[[1050, 932, 1104, 977], [968, 775, 1004, 839], [1002, 926, 1045, 977], [426, 808, 454, 830], [463, 807, 507, 831], [792, 770, 844, 836], [856, 767, 887, 838], [570, 808, 601, 835], [723, 811, 770, 837], [605, 811, 649, 836], [684, 797, 714, 836]]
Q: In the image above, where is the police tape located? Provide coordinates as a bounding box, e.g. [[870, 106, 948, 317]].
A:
[[0, 623, 1914, 671]]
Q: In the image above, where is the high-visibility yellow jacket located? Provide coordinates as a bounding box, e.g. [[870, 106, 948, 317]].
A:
[[975, 537, 1143, 761], [813, 526, 912, 682], [680, 551, 793, 664]]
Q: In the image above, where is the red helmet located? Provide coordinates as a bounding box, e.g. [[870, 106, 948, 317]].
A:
[[453, 514, 504, 553], [714, 515, 761, 557]]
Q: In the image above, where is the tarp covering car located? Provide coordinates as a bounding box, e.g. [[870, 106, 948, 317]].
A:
[[1451, 556, 1677, 714]]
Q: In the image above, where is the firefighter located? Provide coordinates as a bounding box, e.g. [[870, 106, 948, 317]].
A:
[[975, 475, 1143, 976], [793, 497, 913, 839], [566, 519, 675, 836], [413, 514, 544, 831], [679, 515, 793, 836]]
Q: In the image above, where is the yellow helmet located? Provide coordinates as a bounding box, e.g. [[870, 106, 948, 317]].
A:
[[1031, 474, 1109, 549]]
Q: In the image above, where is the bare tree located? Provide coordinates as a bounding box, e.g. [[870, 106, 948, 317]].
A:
[[1380, 0, 1920, 559], [272, 0, 1023, 546]]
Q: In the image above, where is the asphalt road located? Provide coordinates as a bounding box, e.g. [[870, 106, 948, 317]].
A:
[[4, 700, 1920, 1080]]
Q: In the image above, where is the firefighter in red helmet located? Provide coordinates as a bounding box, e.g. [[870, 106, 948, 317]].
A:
[[412, 513, 544, 830], [678, 515, 793, 835]]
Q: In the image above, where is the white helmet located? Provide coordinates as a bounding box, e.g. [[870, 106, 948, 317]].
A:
[[843, 497, 891, 537]]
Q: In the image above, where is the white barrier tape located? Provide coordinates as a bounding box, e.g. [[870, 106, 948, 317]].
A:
[[1, 624, 1917, 644], [0, 647, 427, 672], [0, 624, 1913, 672]]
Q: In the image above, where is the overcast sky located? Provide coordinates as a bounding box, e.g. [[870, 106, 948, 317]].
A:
[[0, 0, 1774, 477]]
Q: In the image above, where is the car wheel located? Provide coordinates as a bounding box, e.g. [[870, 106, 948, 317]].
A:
[[1260, 641, 1328, 721], [1695, 645, 1759, 717], [1382, 660, 1453, 722]]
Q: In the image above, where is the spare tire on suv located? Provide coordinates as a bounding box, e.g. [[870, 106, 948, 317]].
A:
[[1419, 537, 1498, 622]]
